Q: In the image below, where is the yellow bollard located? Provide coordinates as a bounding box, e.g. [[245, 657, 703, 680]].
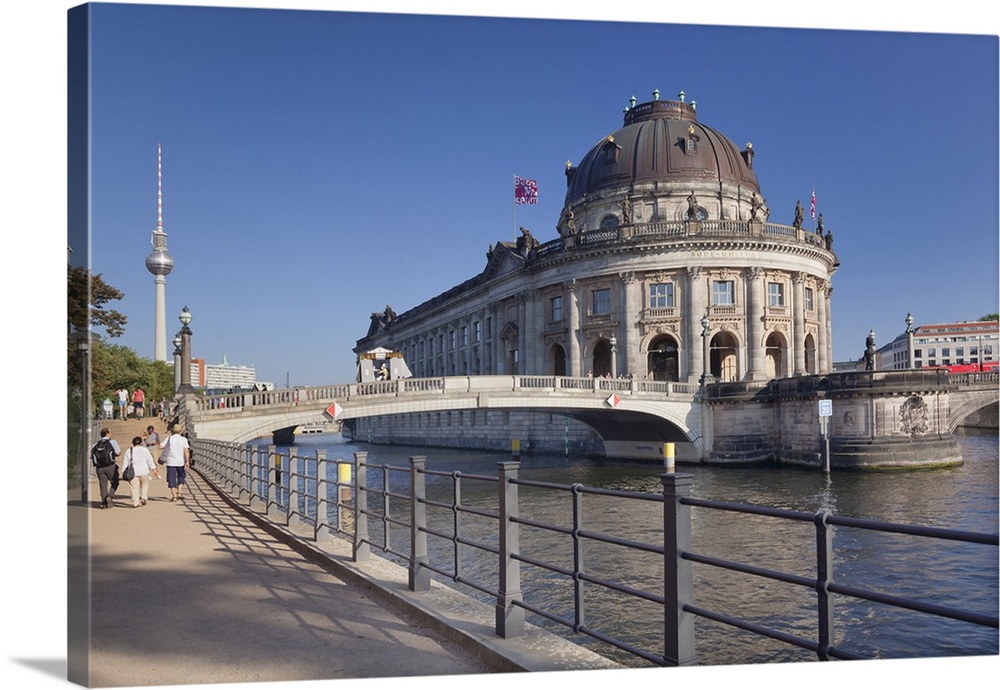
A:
[[512, 438, 521, 461], [338, 462, 352, 503], [663, 442, 675, 472]]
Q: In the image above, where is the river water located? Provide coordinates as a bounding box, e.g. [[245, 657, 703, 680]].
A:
[[261, 430, 998, 667]]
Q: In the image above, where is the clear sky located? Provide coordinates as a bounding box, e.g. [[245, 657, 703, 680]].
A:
[[69, 1, 999, 386]]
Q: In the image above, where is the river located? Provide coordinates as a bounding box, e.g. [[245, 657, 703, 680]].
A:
[[259, 429, 998, 666]]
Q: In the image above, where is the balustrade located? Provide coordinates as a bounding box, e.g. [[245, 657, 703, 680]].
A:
[[189, 443, 999, 667]]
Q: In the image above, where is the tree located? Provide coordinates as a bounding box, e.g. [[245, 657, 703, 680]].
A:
[[978, 313, 998, 322], [91, 341, 174, 412], [68, 264, 127, 337]]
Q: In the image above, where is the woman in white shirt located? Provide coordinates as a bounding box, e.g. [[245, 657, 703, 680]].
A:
[[120, 436, 159, 507]]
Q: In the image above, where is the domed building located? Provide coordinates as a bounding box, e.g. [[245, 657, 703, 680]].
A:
[[356, 90, 838, 387]]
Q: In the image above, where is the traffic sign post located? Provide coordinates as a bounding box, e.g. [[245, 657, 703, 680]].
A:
[[818, 399, 832, 473]]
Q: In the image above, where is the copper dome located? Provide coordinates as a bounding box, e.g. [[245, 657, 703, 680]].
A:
[[565, 95, 760, 205]]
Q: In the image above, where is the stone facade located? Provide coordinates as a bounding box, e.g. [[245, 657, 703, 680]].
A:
[[353, 91, 839, 459], [356, 92, 838, 387]]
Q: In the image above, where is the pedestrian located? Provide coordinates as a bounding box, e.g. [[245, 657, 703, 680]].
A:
[[90, 428, 121, 509], [120, 436, 159, 507], [160, 398, 170, 422], [133, 387, 145, 419], [116, 387, 129, 421], [142, 425, 161, 463], [102, 397, 113, 420], [159, 423, 191, 502]]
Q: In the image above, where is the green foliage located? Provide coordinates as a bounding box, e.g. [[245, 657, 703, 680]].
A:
[[91, 341, 175, 413], [978, 313, 999, 322], [68, 264, 127, 338]]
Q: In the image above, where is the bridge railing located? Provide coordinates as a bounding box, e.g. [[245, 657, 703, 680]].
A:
[[190, 440, 998, 667], [189, 375, 698, 414]]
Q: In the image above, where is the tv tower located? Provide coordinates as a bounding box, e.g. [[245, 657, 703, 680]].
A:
[[145, 144, 175, 361]]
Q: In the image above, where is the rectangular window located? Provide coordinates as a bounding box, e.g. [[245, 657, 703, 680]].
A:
[[461, 326, 468, 346], [712, 280, 734, 306], [767, 282, 784, 307], [551, 295, 563, 322], [474, 322, 481, 342], [804, 287, 814, 311], [592, 288, 612, 314], [649, 282, 674, 308]]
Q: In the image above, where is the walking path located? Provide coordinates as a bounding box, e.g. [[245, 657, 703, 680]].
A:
[[70, 418, 618, 687]]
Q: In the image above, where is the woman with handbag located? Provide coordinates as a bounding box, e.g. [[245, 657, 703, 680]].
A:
[[121, 436, 160, 507]]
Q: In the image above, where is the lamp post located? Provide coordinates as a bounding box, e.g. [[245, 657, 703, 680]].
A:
[[78, 338, 90, 501], [700, 314, 714, 385], [178, 306, 193, 392], [172, 333, 183, 392], [905, 313, 915, 369], [609, 333, 618, 378]]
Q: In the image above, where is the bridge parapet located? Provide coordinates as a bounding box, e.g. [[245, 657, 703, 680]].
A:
[[191, 375, 699, 415]]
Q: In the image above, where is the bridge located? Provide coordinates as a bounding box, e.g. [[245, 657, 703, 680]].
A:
[[181, 375, 705, 458], [177, 371, 996, 468]]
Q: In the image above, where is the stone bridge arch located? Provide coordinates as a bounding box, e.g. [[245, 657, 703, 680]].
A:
[[949, 388, 1000, 431], [182, 375, 705, 461]]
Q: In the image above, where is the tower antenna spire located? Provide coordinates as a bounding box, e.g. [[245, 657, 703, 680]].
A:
[[157, 142, 164, 233]]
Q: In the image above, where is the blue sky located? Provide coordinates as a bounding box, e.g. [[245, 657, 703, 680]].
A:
[[65, 4, 998, 387]]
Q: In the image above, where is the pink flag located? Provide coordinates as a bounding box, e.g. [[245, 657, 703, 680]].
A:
[[514, 176, 538, 205], [810, 188, 816, 220]]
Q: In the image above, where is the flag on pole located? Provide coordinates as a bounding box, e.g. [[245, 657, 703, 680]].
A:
[[810, 187, 816, 220], [514, 176, 538, 205]]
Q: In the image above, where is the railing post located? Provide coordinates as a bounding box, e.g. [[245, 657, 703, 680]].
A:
[[352, 451, 370, 562], [661, 472, 696, 666], [409, 456, 430, 592], [314, 449, 329, 541], [815, 510, 835, 660], [238, 444, 250, 504], [496, 459, 525, 638], [267, 445, 280, 518], [286, 449, 300, 526]]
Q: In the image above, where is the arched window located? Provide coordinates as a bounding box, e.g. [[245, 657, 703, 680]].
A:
[[648, 336, 679, 382]]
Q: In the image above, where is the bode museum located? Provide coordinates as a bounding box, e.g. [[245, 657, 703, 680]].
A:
[[353, 90, 840, 455]]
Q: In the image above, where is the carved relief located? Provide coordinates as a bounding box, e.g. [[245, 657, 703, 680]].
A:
[[900, 396, 929, 437]]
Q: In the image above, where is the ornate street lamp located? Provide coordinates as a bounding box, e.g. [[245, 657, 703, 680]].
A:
[[609, 333, 618, 378], [905, 313, 915, 369], [178, 306, 193, 392], [700, 314, 714, 385], [172, 333, 183, 392]]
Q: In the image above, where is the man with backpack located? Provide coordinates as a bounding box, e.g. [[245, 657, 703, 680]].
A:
[[91, 428, 121, 508]]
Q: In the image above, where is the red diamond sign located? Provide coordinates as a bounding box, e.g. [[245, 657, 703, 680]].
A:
[[325, 401, 343, 419], [605, 393, 620, 408]]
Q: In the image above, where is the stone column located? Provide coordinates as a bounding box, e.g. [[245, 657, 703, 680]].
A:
[[529, 288, 545, 374], [567, 280, 581, 377], [621, 271, 638, 378], [825, 285, 834, 374], [492, 307, 504, 375], [746, 267, 765, 380], [817, 279, 830, 373], [793, 272, 807, 376], [516, 294, 527, 376], [686, 267, 705, 384]]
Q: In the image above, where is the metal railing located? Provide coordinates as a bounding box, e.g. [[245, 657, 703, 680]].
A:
[[191, 441, 998, 666]]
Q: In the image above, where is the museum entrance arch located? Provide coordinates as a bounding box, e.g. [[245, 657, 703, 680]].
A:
[[804, 333, 817, 374], [550, 344, 567, 376], [648, 335, 679, 381], [710, 332, 739, 382], [592, 339, 612, 378], [765, 332, 788, 378]]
